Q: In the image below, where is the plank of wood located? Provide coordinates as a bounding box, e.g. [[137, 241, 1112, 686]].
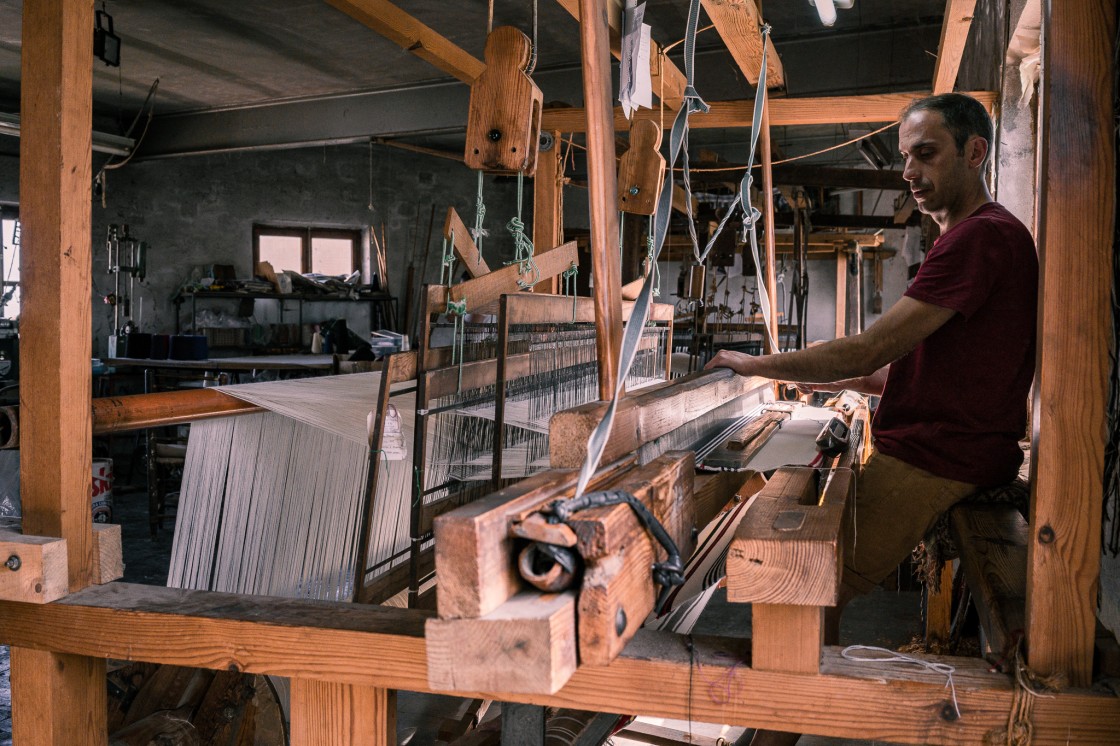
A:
[[931, 0, 978, 94], [3, 584, 1120, 743], [93, 523, 123, 584], [444, 207, 490, 278], [549, 368, 771, 469], [19, 0, 95, 595], [464, 26, 543, 175], [617, 119, 665, 216], [951, 504, 1027, 659], [540, 91, 998, 132], [433, 459, 633, 620], [925, 562, 955, 646], [11, 647, 106, 746], [323, 0, 484, 84], [700, 0, 785, 89], [426, 592, 577, 695], [726, 467, 853, 606], [290, 679, 395, 746], [533, 131, 565, 294], [554, 0, 686, 108], [834, 252, 847, 338], [1026, 0, 1114, 688], [751, 603, 823, 674], [427, 241, 579, 314], [0, 529, 67, 604], [573, 453, 696, 665]]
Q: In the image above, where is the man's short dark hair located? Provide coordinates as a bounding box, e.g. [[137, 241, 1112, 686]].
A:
[[901, 93, 993, 162]]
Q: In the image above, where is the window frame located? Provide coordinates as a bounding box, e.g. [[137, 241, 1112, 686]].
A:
[[252, 224, 361, 276]]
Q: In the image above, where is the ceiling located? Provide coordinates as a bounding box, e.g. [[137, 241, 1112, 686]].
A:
[[0, 0, 951, 166]]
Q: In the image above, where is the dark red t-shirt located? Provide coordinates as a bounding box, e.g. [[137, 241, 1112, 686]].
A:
[[872, 202, 1038, 487]]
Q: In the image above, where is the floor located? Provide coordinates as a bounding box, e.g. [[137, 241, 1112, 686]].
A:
[[0, 472, 926, 745]]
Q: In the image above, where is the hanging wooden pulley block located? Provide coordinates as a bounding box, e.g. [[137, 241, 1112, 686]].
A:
[[617, 119, 666, 216], [464, 25, 543, 176]]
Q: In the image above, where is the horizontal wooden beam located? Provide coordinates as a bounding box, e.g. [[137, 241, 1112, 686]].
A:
[[0, 584, 1118, 743], [931, 0, 978, 94], [700, 0, 785, 89], [322, 0, 484, 84], [90, 390, 263, 435], [541, 91, 997, 132]]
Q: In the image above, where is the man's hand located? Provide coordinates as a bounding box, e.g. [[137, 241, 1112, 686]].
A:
[[704, 350, 759, 377]]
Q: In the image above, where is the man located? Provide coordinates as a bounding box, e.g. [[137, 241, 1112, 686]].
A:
[[706, 93, 1038, 746]]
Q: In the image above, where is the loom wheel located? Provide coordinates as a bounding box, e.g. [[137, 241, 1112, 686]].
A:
[[106, 662, 285, 745]]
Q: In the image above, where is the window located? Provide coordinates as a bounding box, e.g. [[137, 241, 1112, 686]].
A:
[[253, 225, 360, 277]]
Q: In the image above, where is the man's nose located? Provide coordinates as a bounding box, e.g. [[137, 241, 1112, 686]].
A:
[[902, 157, 919, 182]]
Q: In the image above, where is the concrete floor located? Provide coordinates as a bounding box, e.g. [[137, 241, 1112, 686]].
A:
[[0, 475, 927, 745]]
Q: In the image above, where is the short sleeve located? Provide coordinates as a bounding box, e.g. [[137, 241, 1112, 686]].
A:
[[904, 219, 1001, 319]]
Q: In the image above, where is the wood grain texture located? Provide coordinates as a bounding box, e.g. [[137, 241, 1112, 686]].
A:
[[11, 647, 105, 746], [0, 529, 67, 603], [1, 585, 1119, 743], [751, 603, 823, 674], [426, 592, 577, 695], [834, 253, 847, 338], [19, 0, 95, 593], [549, 368, 770, 468], [444, 207, 490, 278], [92, 523, 123, 585], [700, 0, 785, 89], [323, 0, 484, 84], [428, 241, 578, 313], [726, 467, 853, 606], [617, 119, 665, 215], [464, 26, 543, 175], [533, 131, 565, 294], [91, 388, 263, 435], [540, 91, 998, 132], [554, 0, 686, 107], [925, 562, 955, 645], [1026, 0, 1114, 687], [931, 0, 978, 94], [951, 504, 1027, 658], [290, 679, 395, 746]]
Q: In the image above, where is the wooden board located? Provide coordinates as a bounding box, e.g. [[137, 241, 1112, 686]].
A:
[[540, 91, 998, 132], [0, 529, 67, 603], [726, 467, 853, 606], [549, 368, 771, 468], [572, 453, 696, 666], [1, 584, 1120, 743], [290, 679, 395, 746], [617, 119, 665, 216], [1026, 0, 1114, 687], [950, 504, 1027, 659], [701, 0, 785, 89], [433, 459, 633, 620], [93, 523, 124, 585], [426, 592, 577, 695], [11, 648, 106, 746], [751, 603, 823, 674], [444, 207, 490, 278], [427, 241, 578, 314], [532, 131, 565, 294], [931, 0, 978, 94]]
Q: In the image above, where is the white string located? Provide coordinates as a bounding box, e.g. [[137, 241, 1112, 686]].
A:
[[840, 645, 961, 719]]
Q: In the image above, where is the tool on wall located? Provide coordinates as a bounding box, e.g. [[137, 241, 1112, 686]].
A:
[[104, 223, 146, 356]]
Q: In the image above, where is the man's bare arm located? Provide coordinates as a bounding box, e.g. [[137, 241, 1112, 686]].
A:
[[704, 296, 956, 383], [796, 367, 890, 397]]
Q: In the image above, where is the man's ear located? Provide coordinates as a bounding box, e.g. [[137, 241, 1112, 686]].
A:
[[966, 135, 989, 168]]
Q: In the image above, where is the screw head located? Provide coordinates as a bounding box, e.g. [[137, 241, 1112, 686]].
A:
[[629, 186, 640, 195], [4, 554, 19, 571], [487, 128, 502, 142]]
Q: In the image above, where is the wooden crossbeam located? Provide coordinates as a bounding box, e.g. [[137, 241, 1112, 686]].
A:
[[3, 585, 1120, 743], [554, 0, 687, 108], [323, 0, 484, 84], [540, 91, 998, 132], [931, 0, 978, 94], [426, 240, 579, 314], [700, 0, 785, 89], [444, 207, 490, 278]]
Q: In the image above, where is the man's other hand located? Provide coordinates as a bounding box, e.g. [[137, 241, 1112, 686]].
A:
[[704, 349, 757, 376]]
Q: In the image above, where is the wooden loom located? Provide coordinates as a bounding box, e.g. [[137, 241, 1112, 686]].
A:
[[1, 2, 1117, 746]]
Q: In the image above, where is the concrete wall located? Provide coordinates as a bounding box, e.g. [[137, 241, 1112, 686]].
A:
[[0, 143, 522, 355]]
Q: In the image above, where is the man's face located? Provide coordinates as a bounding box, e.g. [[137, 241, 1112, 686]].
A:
[[898, 110, 980, 217]]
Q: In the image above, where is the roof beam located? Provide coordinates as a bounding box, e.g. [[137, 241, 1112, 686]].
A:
[[931, 0, 978, 94], [322, 0, 484, 84], [541, 90, 997, 131], [554, 0, 687, 108], [700, 0, 784, 89]]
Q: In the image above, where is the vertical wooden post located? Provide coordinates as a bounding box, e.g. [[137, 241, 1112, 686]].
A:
[[759, 106, 779, 353], [578, 0, 623, 400], [1026, 0, 1114, 686], [290, 679, 396, 746], [533, 130, 564, 295], [14, 2, 104, 744], [834, 251, 847, 339], [925, 563, 955, 644], [751, 603, 823, 674]]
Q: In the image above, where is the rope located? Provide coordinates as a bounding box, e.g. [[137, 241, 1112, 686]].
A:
[[562, 262, 579, 321], [984, 638, 1063, 745], [446, 298, 468, 392], [525, 0, 538, 75], [439, 232, 456, 286], [508, 171, 539, 290], [471, 170, 489, 251], [646, 216, 660, 298], [840, 645, 961, 720]]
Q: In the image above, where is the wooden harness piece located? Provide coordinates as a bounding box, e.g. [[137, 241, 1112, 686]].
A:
[[617, 119, 666, 216], [464, 26, 543, 175]]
